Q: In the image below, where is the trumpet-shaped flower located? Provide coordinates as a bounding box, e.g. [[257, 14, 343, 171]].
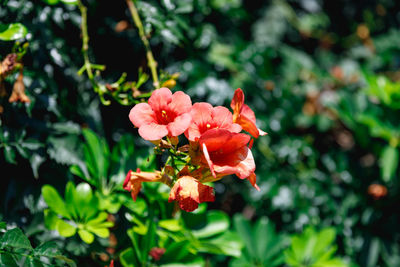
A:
[[168, 176, 215, 212], [231, 88, 267, 138], [186, 102, 242, 141], [129, 87, 192, 141], [123, 169, 163, 201], [199, 128, 259, 190]]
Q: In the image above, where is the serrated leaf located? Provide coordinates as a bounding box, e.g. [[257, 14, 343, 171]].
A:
[[0, 228, 32, 250], [0, 252, 18, 267]]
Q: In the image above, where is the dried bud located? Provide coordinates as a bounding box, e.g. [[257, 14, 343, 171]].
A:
[[105, 83, 117, 92], [149, 247, 165, 261], [368, 184, 388, 200], [115, 20, 129, 32], [9, 70, 30, 103], [0, 53, 17, 77], [264, 80, 275, 91], [357, 24, 370, 40]]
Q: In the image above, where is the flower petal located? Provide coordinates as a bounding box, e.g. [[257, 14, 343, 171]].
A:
[[148, 87, 172, 112], [167, 112, 192, 137], [212, 106, 242, 133], [230, 88, 244, 116], [138, 123, 168, 141], [202, 143, 216, 178], [129, 103, 156, 128], [213, 147, 256, 179], [186, 103, 213, 141], [248, 172, 260, 191], [168, 91, 192, 115], [168, 176, 215, 212], [199, 129, 232, 152]]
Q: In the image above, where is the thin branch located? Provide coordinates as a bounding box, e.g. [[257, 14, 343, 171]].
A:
[[125, 0, 160, 89]]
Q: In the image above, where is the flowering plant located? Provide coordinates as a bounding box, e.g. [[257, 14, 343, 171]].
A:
[[124, 87, 266, 212]]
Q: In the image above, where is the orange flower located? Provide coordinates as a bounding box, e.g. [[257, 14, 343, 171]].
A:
[[168, 176, 215, 212], [123, 169, 164, 201], [231, 88, 266, 138], [199, 128, 259, 190]]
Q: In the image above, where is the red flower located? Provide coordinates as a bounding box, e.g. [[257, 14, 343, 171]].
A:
[[168, 176, 215, 212], [231, 88, 267, 138], [199, 128, 259, 190], [129, 87, 192, 141], [123, 169, 163, 201], [186, 102, 242, 142]]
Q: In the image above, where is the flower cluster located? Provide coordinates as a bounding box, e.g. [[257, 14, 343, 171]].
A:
[[124, 87, 266, 212]]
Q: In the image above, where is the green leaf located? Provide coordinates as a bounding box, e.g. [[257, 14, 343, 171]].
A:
[[82, 129, 110, 184], [61, 0, 78, 4], [0, 23, 28, 41], [56, 220, 76, 237], [85, 226, 109, 238], [44, 209, 61, 230], [192, 210, 229, 239], [3, 145, 16, 164], [159, 219, 183, 232], [73, 182, 97, 221], [366, 238, 380, 267], [200, 231, 243, 257], [380, 146, 399, 182], [233, 214, 255, 258], [34, 241, 60, 257], [78, 229, 94, 244], [0, 253, 18, 267], [42, 0, 60, 4], [65, 182, 78, 220], [42, 185, 71, 219], [119, 248, 136, 267], [0, 228, 32, 250], [161, 240, 191, 262]]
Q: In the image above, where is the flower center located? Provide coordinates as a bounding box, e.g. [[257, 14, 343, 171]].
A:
[[206, 123, 211, 128]]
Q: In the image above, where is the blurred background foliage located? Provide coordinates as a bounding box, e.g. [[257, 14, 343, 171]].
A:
[[1, 0, 400, 266]]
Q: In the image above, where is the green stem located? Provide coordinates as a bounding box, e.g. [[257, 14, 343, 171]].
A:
[[77, 0, 97, 89], [125, 0, 160, 89]]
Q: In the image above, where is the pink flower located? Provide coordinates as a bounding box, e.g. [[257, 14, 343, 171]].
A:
[[129, 87, 192, 141], [185, 102, 242, 142], [168, 176, 215, 212], [231, 88, 267, 138], [199, 128, 259, 190]]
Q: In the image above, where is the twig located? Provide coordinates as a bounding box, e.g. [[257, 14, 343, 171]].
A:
[[125, 0, 160, 89]]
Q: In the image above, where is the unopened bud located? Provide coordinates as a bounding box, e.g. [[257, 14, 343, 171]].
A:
[[161, 79, 176, 89]]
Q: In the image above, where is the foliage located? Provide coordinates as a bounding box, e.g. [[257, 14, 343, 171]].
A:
[[1, 0, 400, 266], [285, 227, 347, 267], [42, 182, 114, 244], [230, 215, 288, 267], [0, 223, 75, 266]]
